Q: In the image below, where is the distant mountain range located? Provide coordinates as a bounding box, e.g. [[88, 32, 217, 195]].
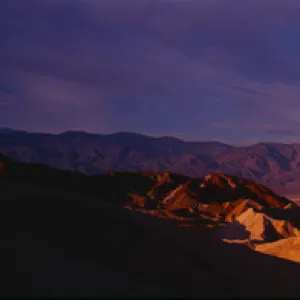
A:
[[0, 129, 300, 200]]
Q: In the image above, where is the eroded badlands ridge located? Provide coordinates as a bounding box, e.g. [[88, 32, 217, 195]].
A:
[[2, 154, 300, 296], [1, 154, 300, 262], [1, 129, 300, 199]]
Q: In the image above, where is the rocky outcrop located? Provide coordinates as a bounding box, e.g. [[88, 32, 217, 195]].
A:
[[1, 153, 300, 263]]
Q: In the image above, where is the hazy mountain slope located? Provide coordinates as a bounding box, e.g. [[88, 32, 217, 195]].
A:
[[1, 130, 300, 199], [0, 153, 292, 210], [1, 153, 300, 265], [1, 157, 300, 296]]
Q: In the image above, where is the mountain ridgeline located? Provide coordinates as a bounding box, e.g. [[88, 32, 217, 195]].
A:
[[0, 153, 293, 210], [1, 153, 300, 262], [2, 154, 300, 296], [1, 129, 300, 199]]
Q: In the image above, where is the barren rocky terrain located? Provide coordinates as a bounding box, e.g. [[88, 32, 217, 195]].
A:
[[1, 154, 300, 296], [1, 129, 300, 200]]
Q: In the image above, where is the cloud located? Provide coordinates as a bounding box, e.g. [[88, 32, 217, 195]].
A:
[[266, 129, 300, 137], [1, 0, 300, 143]]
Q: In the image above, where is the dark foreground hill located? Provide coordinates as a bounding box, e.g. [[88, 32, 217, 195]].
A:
[[1, 129, 300, 200], [1, 154, 300, 297]]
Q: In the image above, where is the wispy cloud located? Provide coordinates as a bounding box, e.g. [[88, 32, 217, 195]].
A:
[[1, 0, 300, 143]]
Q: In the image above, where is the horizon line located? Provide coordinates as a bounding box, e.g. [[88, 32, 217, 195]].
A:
[[1, 127, 299, 147]]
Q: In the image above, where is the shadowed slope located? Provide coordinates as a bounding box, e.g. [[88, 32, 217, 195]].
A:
[[0, 154, 293, 212], [1, 183, 300, 297], [1, 154, 300, 297], [2, 130, 300, 198]]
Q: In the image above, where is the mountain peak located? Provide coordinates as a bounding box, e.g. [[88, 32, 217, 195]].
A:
[[0, 128, 26, 134], [202, 173, 238, 189]]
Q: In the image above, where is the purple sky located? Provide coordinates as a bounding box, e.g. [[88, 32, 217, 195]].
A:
[[1, 0, 300, 145]]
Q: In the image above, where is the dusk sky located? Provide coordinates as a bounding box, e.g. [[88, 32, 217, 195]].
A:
[[1, 0, 300, 145]]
